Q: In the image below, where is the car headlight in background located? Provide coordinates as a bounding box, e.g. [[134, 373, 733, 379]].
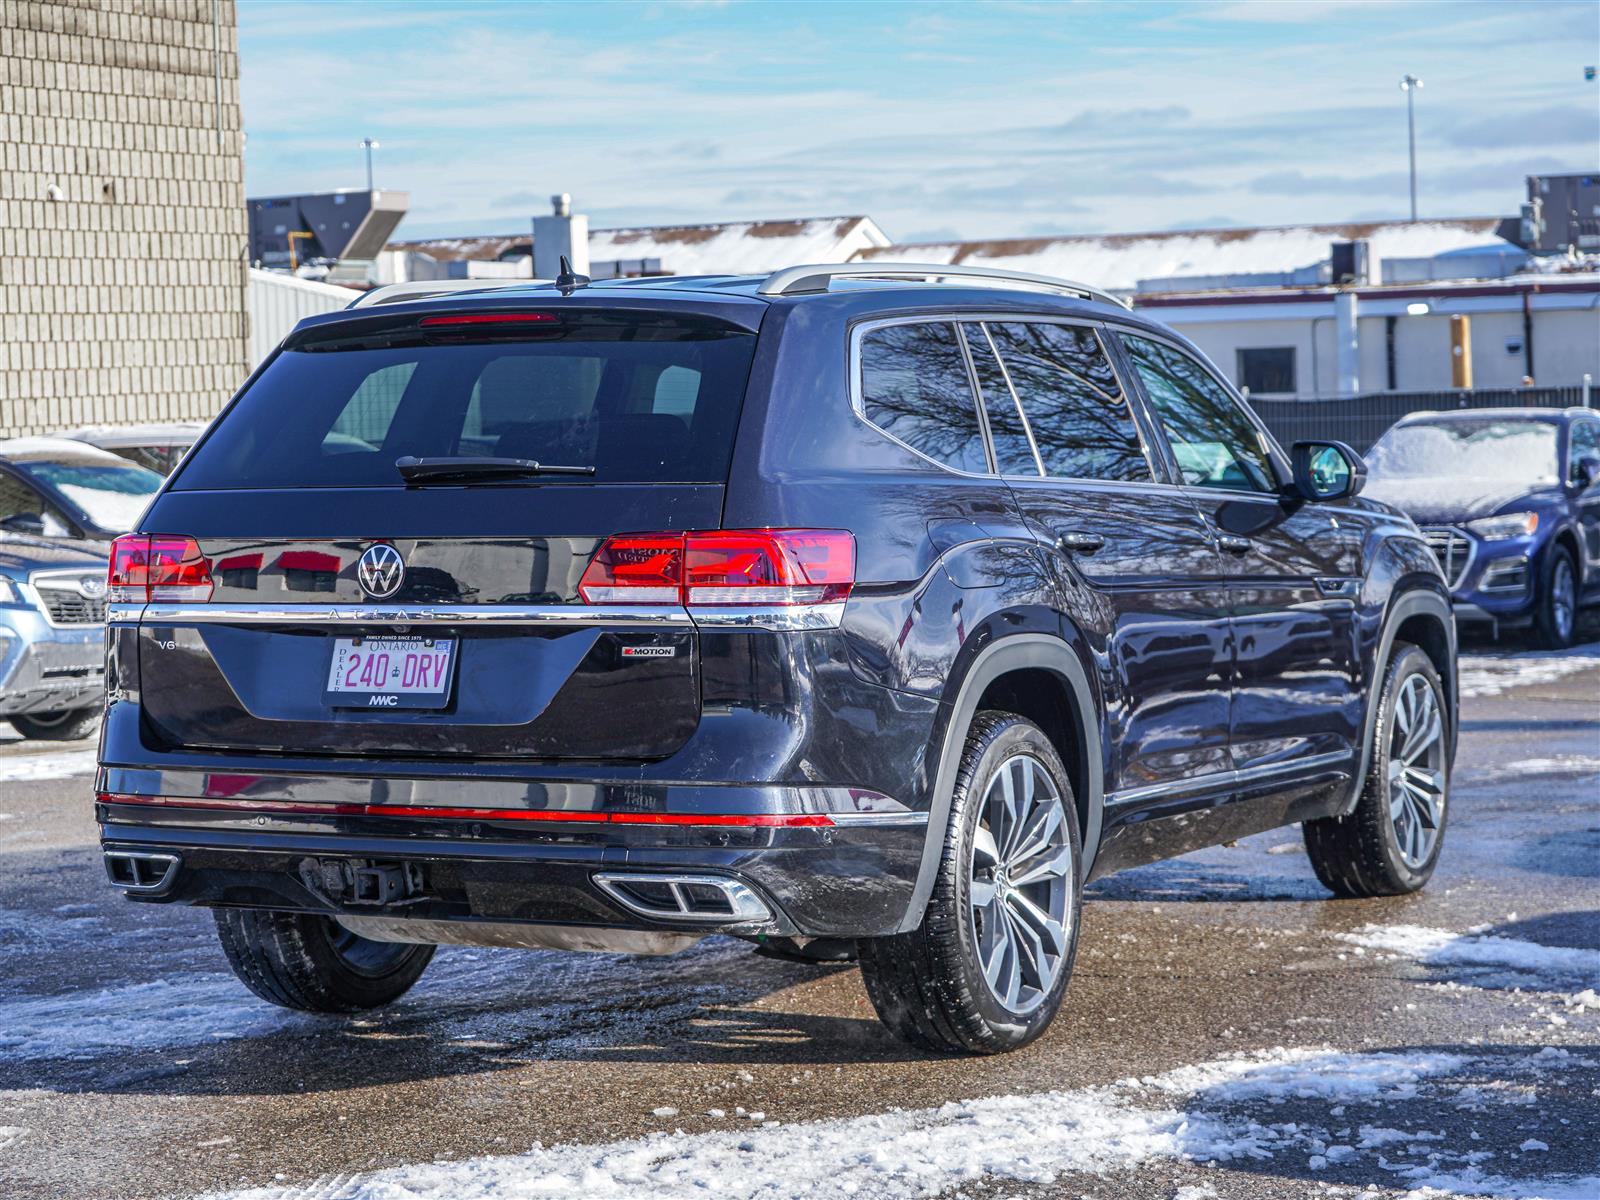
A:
[[1466, 511, 1539, 541], [0, 577, 21, 604]]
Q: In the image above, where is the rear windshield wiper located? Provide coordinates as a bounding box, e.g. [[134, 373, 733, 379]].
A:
[[395, 455, 597, 485]]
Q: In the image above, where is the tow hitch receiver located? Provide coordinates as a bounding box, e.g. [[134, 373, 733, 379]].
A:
[[299, 858, 426, 907]]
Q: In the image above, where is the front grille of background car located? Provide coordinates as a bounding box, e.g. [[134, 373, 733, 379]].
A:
[[40, 591, 107, 625], [1420, 526, 1472, 589]]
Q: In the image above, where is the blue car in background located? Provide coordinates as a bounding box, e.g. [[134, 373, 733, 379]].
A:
[[1364, 407, 1600, 648], [0, 439, 164, 739]]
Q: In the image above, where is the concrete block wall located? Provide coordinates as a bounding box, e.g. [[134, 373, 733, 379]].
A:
[[0, 0, 247, 436]]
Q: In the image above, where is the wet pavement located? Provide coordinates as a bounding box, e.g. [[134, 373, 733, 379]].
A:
[[0, 635, 1596, 1199]]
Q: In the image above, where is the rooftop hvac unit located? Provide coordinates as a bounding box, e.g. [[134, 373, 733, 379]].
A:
[[1330, 240, 1371, 285], [248, 190, 410, 269]]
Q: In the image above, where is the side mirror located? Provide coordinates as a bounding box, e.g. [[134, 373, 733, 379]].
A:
[[1291, 440, 1366, 502], [1575, 454, 1600, 489], [0, 513, 47, 537]]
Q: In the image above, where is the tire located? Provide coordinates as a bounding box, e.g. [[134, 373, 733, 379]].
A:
[[1532, 545, 1578, 650], [213, 908, 434, 1013], [1304, 644, 1449, 898], [858, 711, 1082, 1054], [10, 707, 100, 741]]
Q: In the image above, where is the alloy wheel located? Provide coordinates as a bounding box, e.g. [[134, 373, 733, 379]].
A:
[[969, 753, 1074, 1014], [1551, 556, 1576, 644], [1387, 673, 1446, 868]]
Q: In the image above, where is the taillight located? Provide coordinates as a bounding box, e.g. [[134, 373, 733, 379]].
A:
[[578, 530, 854, 608], [685, 530, 853, 606], [108, 534, 213, 603], [578, 533, 684, 604]]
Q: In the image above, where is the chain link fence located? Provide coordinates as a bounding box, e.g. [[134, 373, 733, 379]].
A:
[[1249, 386, 1590, 453]]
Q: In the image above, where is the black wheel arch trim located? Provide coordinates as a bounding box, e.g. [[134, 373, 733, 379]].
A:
[[1337, 585, 1457, 818], [897, 631, 1104, 934]]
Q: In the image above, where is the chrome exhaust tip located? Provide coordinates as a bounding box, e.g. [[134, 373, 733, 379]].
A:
[[104, 850, 181, 895], [593, 873, 772, 924]]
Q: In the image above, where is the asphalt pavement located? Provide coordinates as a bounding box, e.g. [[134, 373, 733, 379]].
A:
[[1, 632, 1596, 1200]]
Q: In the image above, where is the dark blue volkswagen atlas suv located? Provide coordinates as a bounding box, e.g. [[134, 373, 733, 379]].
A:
[[97, 263, 1458, 1053]]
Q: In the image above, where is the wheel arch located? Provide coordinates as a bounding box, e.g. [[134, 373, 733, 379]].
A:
[[897, 632, 1104, 934], [1340, 586, 1457, 818]]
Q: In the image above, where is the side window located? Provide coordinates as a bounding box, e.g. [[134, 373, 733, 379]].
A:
[[986, 322, 1151, 483], [859, 322, 989, 474], [1568, 420, 1600, 483], [324, 362, 416, 453], [1123, 335, 1277, 493], [0, 474, 69, 536], [961, 324, 1038, 475]]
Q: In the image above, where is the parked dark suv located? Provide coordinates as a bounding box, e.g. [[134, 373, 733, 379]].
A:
[[1364, 407, 1600, 648], [97, 264, 1458, 1054]]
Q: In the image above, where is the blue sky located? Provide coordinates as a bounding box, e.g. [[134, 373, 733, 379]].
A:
[[238, 0, 1600, 242]]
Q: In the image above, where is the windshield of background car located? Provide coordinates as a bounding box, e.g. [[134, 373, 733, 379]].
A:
[[1366, 419, 1559, 485], [171, 314, 757, 490], [15, 460, 163, 532]]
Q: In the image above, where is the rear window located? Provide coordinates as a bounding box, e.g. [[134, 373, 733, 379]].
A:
[[174, 315, 757, 490]]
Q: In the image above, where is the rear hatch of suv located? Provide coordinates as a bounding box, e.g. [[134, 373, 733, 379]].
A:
[[124, 296, 763, 761]]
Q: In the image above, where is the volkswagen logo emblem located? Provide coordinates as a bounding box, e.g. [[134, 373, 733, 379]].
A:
[[357, 543, 405, 599], [80, 576, 106, 599]]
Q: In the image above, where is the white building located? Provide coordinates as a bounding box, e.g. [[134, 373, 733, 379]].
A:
[[860, 218, 1599, 394], [382, 215, 891, 285]]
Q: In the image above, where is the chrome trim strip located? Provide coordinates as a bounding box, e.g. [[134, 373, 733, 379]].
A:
[[689, 602, 846, 631], [1107, 749, 1354, 807], [826, 811, 930, 828], [134, 603, 693, 627]]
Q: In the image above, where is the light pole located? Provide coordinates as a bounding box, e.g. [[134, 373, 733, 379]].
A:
[[1398, 75, 1422, 221], [356, 137, 377, 191]]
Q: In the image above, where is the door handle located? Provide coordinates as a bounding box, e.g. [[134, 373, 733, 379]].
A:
[[1217, 535, 1253, 554], [1056, 531, 1106, 555]]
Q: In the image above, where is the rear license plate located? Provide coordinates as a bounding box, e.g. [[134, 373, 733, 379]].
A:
[[324, 637, 456, 710]]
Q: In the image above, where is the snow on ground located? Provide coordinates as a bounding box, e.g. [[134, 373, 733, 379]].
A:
[[203, 1046, 1597, 1200], [0, 749, 97, 783], [1339, 924, 1600, 1004], [1460, 754, 1600, 781], [1457, 649, 1600, 699], [0, 937, 755, 1063]]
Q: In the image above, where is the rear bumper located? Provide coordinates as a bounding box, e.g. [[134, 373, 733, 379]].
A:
[[97, 791, 926, 940]]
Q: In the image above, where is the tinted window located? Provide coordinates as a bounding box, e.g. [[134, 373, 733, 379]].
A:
[[175, 316, 756, 490], [1123, 335, 1276, 493], [859, 322, 988, 474], [987, 322, 1150, 483], [961, 324, 1038, 475], [1569, 420, 1600, 483]]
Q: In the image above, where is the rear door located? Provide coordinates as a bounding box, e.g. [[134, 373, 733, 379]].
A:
[[1115, 331, 1364, 781], [133, 303, 759, 761], [962, 319, 1234, 798]]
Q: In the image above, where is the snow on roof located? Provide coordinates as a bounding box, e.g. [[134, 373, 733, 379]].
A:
[[0, 437, 128, 464], [855, 218, 1510, 294], [390, 216, 892, 276]]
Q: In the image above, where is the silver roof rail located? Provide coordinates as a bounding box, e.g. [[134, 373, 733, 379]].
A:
[[346, 279, 550, 309], [757, 261, 1131, 309]]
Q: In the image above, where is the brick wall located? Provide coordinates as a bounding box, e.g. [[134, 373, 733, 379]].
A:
[[0, 0, 247, 436]]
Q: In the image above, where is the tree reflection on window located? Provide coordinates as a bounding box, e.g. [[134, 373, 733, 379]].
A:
[[860, 323, 989, 474], [987, 323, 1150, 483], [1124, 336, 1275, 493]]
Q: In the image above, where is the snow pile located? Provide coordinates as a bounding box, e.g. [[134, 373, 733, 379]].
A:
[[1340, 924, 1600, 1000], [0, 750, 98, 782], [1457, 650, 1600, 698], [203, 1047, 1600, 1200]]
